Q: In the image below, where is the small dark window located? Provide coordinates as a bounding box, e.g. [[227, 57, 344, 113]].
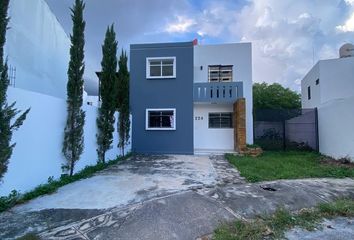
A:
[[316, 79, 319, 85], [209, 112, 233, 128], [308, 86, 311, 100]]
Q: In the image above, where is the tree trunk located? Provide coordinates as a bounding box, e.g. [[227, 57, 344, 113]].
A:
[[70, 159, 75, 176]]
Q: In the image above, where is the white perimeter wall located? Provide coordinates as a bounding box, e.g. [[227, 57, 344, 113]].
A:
[[5, 0, 70, 99], [194, 104, 234, 151], [318, 96, 354, 161], [0, 88, 131, 196], [194, 43, 253, 144]]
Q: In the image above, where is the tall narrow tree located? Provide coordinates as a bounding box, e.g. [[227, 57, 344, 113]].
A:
[[0, 0, 30, 181], [96, 25, 117, 163], [62, 0, 86, 176], [116, 50, 130, 157]]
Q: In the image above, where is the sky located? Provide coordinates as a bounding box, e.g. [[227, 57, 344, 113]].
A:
[[45, 0, 354, 95]]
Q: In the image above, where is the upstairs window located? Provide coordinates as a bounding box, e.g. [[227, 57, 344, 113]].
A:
[[146, 57, 176, 79], [208, 65, 233, 82], [209, 112, 233, 128], [146, 109, 176, 130]]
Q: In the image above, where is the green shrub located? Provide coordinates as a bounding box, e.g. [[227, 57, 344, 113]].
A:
[[16, 233, 41, 240], [0, 190, 20, 212]]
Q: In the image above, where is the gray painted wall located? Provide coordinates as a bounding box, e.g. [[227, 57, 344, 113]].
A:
[[130, 42, 194, 154]]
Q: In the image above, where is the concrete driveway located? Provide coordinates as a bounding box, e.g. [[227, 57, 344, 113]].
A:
[[1, 154, 354, 240], [13, 155, 228, 211]]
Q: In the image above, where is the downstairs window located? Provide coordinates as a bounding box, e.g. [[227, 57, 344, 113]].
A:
[[146, 109, 176, 130], [208, 112, 233, 128]]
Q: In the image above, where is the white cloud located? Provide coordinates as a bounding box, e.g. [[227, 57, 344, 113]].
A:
[[225, 0, 353, 90], [345, 0, 354, 6], [165, 16, 196, 33], [160, 0, 354, 90], [319, 44, 338, 59], [336, 12, 354, 32]]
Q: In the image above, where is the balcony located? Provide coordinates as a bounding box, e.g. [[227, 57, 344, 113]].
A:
[[193, 82, 243, 103]]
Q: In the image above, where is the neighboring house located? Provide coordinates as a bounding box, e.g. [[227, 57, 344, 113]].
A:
[[130, 41, 253, 154], [5, 0, 70, 99], [301, 43, 354, 161]]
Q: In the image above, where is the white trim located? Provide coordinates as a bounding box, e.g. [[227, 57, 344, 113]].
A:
[[145, 108, 176, 130], [146, 57, 176, 79]]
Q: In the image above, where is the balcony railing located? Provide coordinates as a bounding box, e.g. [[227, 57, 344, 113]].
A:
[[193, 81, 243, 103]]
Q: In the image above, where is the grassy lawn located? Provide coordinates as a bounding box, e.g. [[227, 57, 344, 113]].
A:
[[226, 151, 354, 182], [214, 199, 354, 240]]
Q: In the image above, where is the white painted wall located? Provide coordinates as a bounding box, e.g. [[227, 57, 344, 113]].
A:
[[301, 63, 320, 108], [194, 103, 234, 151], [317, 96, 354, 161], [320, 57, 354, 103], [302, 57, 354, 108], [194, 43, 253, 144], [5, 0, 70, 99], [0, 87, 131, 196], [86, 95, 100, 107]]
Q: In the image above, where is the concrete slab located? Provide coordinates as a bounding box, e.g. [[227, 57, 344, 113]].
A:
[[1, 154, 354, 240], [13, 155, 220, 212], [285, 217, 354, 240], [0, 208, 105, 239], [213, 178, 354, 218], [40, 191, 234, 240]]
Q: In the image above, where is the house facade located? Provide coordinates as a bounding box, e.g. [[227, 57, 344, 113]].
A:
[[130, 41, 253, 154], [301, 43, 354, 161]]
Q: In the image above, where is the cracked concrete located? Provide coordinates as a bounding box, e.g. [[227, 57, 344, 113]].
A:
[[285, 217, 354, 240], [1, 154, 354, 240]]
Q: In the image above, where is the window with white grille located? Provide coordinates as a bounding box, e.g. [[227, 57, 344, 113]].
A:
[[146, 57, 176, 79], [208, 65, 233, 82]]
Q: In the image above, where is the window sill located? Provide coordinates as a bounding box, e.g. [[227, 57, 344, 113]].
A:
[[146, 76, 176, 80], [146, 128, 176, 131]]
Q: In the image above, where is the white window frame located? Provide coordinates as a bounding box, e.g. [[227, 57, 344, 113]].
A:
[[145, 108, 176, 130], [146, 57, 176, 79]]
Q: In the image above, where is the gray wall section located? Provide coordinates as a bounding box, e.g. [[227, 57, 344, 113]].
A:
[[130, 42, 194, 154]]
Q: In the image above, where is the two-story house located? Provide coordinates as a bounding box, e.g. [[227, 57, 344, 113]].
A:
[[130, 41, 253, 154]]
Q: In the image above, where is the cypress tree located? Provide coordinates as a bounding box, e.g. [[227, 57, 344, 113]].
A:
[[62, 0, 86, 176], [96, 25, 117, 163], [0, 0, 30, 181], [116, 50, 130, 157]]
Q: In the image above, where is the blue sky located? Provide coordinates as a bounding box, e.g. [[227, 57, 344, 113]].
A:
[[45, 0, 354, 94]]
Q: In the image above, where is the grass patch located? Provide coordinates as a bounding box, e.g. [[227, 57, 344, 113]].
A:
[[214, 199, 354, 240], [226, 151, 354, 182], [0, 153, 132, 213]]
